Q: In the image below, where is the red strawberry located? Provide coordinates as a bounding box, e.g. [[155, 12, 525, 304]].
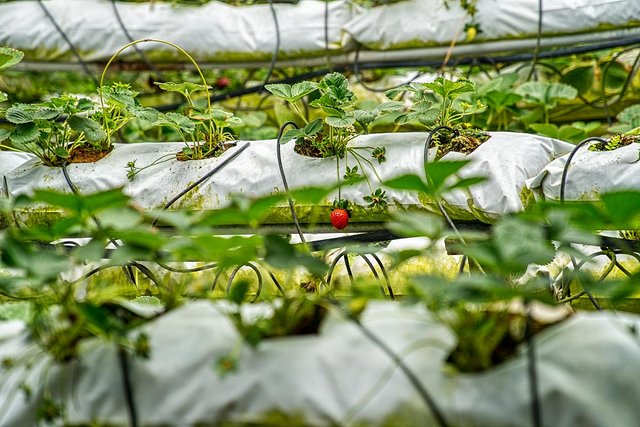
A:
[[330, 209, 349, 230], [215, 76, 231, 89], [330, 199, 350, 230]]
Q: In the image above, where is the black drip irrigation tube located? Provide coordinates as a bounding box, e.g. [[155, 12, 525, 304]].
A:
[[36, 0, 98, 86], [330, 300, 450, 427], [559, 136, 612, 311], [275, 122, 396, 298], [275, 121, 307, 244], [117, 346, 139, 427]]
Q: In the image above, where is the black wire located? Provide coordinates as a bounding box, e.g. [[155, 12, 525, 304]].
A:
[[331, 302, 450, 427], [559, 137, 607, 204], [276, 121, 306, 244], [264, 0, 281, 85], [151, 142, 250, 226], [110, 0, 161, 76], [117, 347, 138, 427], [526, 0, 544, 81], [353, 43, 428, 93], [36, 0, 98, 87], [146, 33, 640, 111]]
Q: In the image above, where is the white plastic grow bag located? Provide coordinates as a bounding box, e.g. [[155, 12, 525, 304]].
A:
[[0, 151, 33, 197], [1, 300, 639, 426], [346, 0, 640, 50], [5, 133, 428, 226], [4, 132, 573, 226], [421, 132, 573, 222], [0, 0, 353, 63], [526, 143, 640, 202]]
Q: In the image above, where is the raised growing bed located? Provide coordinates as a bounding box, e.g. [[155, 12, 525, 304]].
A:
[[3, 131, 573, 229], [0, 300, 639, 426]]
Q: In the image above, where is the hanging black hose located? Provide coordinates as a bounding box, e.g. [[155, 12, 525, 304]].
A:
[[117, 346, 139, 427], [151, 142, 250, 226], [526, 0, 544, 81], [559, 137, 607, 204], [61, 162, 165, 288], [36, 0, 99, 86], [110, 0, 161, 77], [275, 121, 307, 244], [330, 300, 450, 427], [264, 0, 282, 86]]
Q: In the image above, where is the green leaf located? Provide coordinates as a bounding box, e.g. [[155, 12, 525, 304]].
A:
[[600, 61, 628, 89], [5, 104, 35, 124], [384, 174, 428, 192], [0, 128, 9, 142], [229, 280, 250, 304], [529, 123, 559, 139], [387, 211, 444, 239], [161, 112, 196, 134], [424, 77, 475, 100], [325, 114, 355, 128], [601, 191, 640, 228], [10, 122, 39, 144], [515, 82, 577, 108], [265, 81, 317, 103], [154, 81, 210, 96], [0, 91, 6, 103], [558, 125, 587, 143], [561, 65, 594, 94], [425, 160, 471, 193], [33, 107, 60, 121], [67, 115, 107, 143], [617, 105, 640, 126], [0, 47, 23, 71]]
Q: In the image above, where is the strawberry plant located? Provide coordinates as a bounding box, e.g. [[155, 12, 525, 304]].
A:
[[153, 81, 240, 160], [390, 76, 488, 157], [0, 84, 156, 166], [0, 46, 23, 105], [99, 38, 241, 161], [266, 72, 401, 211]]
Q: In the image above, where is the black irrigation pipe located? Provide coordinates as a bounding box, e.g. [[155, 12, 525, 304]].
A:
[[275, 121, 307, 244], [117, 346, 139, 427], [110, 0, 161, 76], [227, 262, 263, 302], [264, 0, 281, 86], [150, 142, 250, 226], [36, 0, 99, 87], [61, 162, 165, 288], [148, 33, 640, 109], [526, 0, 544, 81], [370, 253, 394, 299], [330, 301, 450, 427], [559, 137, 608, 204]]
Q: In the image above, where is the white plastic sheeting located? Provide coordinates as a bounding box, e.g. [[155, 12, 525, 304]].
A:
[[421, 132, 573, 222], [1, 0, 639, 67], [5, 133, 428, 225], [0, 0, 353, 63], [526, 143, 640, 202], [1, 300, 639, 426], [346, 0, 640, 50], [5, 132, 572, 226], [0, 151, 33, 197]]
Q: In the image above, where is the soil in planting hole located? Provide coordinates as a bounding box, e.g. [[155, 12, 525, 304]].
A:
[[68, 146, 113, 163], [434, 127, 490, 158], [176, 142, 235, 161], [446, 311, 568, 373]]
